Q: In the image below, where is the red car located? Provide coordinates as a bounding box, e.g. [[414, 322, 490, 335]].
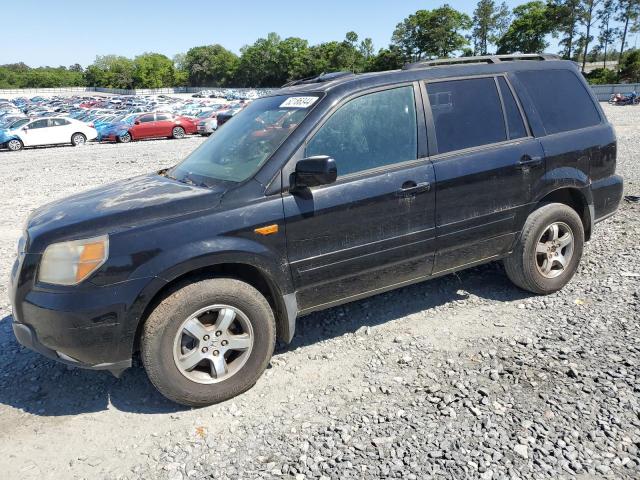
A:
[[109, 113, 197, 143]]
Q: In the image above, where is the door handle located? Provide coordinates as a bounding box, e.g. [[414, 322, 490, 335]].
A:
[[396, 181, 431, 197], [517, 155, 543, 170]]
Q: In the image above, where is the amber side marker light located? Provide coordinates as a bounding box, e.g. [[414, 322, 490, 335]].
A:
[[254, 224, 279, 235]]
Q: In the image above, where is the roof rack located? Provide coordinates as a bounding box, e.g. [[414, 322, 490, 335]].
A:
[[282, 71, 355, 88], [402, 53, 560, 70]]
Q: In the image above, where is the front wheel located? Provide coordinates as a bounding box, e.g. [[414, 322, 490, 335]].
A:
[[172, 126, 186, 139], [141, 278, 276, 407], [503, 203, 584, 295], [117, 132, 132, 143], [7, 138, 23, 151], [71, 132, 86, 146]]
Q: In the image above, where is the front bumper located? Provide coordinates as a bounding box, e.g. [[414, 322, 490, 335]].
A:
[[9, 251, 154, 376], [12, 321, 131, 376]]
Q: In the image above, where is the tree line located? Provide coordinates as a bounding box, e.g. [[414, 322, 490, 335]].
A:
[[1, 0, 639, 90]]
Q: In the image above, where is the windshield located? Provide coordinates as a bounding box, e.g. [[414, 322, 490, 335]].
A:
[[168, 94, 319, 184], [8, 118, 29, 130]]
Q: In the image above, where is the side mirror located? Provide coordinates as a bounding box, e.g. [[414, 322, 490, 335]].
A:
[[290, 155, 337, 192], [134, 120, 140, 125]]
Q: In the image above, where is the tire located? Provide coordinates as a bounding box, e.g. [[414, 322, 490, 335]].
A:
[[172, 126, 185, 139], [117, 132, 132, 143], [503, 203, 584, 295], [71, 132, 86, 146], [141, 278, 276, 407], [7, 138, 23, 151]]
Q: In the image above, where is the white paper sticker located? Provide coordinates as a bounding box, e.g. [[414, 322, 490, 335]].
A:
[[279, 96, 318, 109]]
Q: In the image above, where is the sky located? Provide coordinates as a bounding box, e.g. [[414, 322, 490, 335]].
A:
[[2, 0, 637, 68]]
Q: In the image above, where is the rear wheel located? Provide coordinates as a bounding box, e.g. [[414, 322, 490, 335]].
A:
[[503, 203, 584, 294], [141, 278, 276, 407], [172, 126, 185, 139], [71, 133, 86, 146], [118, 132, 132, 143], [7, 139, 23, 151]]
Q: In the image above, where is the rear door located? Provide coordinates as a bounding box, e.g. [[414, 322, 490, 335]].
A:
[[283, 84, 437, 312], [49, 118, 72, 144], [154, 113, 173, 136], [424, 75, 545, 274]]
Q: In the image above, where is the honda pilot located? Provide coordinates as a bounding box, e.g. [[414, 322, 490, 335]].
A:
[[9, 54, 623, 406]]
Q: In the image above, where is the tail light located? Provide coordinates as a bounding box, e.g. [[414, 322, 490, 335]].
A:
[[88, 123, 94, 128]]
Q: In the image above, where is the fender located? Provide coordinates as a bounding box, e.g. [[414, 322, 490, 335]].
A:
[[118, 236, 297, 359]]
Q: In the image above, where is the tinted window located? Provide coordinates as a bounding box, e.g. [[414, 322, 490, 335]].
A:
[[156, 113, 171, 121], [516, 69, 600, 134], [51, 118, 70, 126], [427, 78, 506, 154], [306, 86, 417, 176], [139, 114, 155, 123], [498, 77, 527, 140], [27, 119, 49, 129]]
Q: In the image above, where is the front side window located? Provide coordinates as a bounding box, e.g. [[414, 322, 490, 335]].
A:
[[306, 86, 417, 177], [27, 119, 49, 129], [138, 114, 155, 123], [427, 78, 506, 154], [169, 94, 318, 184]]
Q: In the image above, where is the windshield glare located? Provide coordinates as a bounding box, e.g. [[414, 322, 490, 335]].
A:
[[169, 95, 318, 184]]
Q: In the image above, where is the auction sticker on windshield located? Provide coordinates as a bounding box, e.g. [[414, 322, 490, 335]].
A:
[[280, 96, 318, 109]]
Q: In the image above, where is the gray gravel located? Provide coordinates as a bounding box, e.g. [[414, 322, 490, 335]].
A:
[[0, 105, 638, 480]]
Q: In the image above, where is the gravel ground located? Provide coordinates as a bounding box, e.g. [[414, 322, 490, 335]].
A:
[[0, 105, 638, 480]]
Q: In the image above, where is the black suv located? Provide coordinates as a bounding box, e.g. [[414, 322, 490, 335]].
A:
[[9, 55, 623, 406]]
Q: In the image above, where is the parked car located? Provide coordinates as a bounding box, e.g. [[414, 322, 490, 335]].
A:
[[2, 117, 97, 151], [104, 112, 197, 143], [9, 55, 623, 406]]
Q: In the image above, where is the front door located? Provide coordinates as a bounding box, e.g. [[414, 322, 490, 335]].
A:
[[424, 76, 545, 273], [20, 119, 50, 146], [283, 85, 436, 312]]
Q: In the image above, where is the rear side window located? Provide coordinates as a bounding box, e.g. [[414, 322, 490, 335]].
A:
[[156, 113, 171, 121], [516, 69, 600, 134], [498, 77, 527, 140], [306, 86, 417, 177], [427, 78, 506, 154], [51, 118, 70, 126]]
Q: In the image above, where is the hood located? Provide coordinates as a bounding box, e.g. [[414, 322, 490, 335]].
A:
[[26, 173, 228, 253]]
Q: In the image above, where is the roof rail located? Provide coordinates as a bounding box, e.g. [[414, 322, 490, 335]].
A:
[[402, 53, 560, 70], [282, 71, 355, 88]]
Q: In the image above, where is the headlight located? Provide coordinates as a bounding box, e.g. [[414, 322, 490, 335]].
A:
[[39, 235, 109, 285]]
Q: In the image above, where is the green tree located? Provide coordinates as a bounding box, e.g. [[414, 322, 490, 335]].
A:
[[132, 53, 175, 88], [366, 47, 405, 72], [496, 1, 552, 54], [616, 0, 640, 73], [580, 0, 604, 72], [548, 0, 584, 60], [619, 48, 640, 82], [471, 0, 511, 55], [84, 55, 135, 88], [235, 33, 312, 87], [597, 0, 619, 68], [392, 5, 472, 61], [183, 44, 239, 87]]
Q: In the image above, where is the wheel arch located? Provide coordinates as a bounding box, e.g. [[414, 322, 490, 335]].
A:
[[534, 187, 592, 241], [131, 261, 296, 357]]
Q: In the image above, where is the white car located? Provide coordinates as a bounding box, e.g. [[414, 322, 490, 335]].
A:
[[3, 117, 98, 152]]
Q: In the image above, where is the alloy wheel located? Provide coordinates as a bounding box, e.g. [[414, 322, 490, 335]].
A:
[[535, 221, 574, 279], [172, 305, 254, 384], [7, 139, 22, 151]]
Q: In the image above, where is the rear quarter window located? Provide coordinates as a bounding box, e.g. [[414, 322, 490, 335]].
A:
[[516, 69, 601, 135]]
